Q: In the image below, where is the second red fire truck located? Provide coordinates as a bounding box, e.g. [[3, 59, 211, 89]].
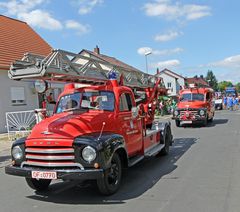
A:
[[173, 84, 215, 127]]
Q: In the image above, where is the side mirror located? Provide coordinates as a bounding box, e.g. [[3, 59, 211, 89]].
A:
[[131, 107, 139, 119]]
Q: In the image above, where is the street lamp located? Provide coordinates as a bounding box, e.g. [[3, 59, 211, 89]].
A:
[[144, 51, 152, 74]]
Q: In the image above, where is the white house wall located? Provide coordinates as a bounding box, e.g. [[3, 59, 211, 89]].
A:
[[0, 71, 39, 133], [159, 73, 177, 96]]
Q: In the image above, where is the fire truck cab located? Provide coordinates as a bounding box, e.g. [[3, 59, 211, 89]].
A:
[[173, 84, 215, 127]]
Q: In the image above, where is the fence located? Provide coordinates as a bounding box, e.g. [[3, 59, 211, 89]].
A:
[[5, 110, 37, 140]]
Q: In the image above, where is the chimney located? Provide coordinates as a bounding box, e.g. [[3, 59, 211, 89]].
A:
[[94, 45, 100, 54], [156, 68, 160, 75]]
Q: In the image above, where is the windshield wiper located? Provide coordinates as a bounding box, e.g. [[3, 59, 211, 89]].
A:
[[62, 108, 81, 112]]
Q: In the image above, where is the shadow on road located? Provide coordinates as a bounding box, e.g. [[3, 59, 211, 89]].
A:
[[207, 118, 228, 127], [27, 137, 197, 205], [0, 155, 11, 163]]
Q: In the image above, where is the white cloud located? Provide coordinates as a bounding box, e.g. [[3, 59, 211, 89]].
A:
[[155, 30, 182, 42], [0, 0, 62, 30], [75, 0, 103, 15], [65, 20, 90, 35], [208, 55, 240, 83], [218, 70, 240, 83], [153, 47, 183, 56], [210, 55, 240, 69], [143, 0, 211, 22], [151, 59, 180, 69], [0, 0, 45, 15], [19, 10, 63, 30], [0, 0, 91, 35], [137, 46, 183, 56]]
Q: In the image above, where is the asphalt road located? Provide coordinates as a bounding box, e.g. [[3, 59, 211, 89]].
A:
[[0, 110, 240, 212]]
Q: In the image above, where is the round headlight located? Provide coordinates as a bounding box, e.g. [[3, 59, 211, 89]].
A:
[[34, 79, 48, 93], [174, 110, 179, 116], [199, 110, 205, 116], [82, 146, 96, 163], [12, 146, 23, 160]]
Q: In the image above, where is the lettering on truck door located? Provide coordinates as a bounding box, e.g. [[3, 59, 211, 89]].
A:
[[118, 92, 142, 155]]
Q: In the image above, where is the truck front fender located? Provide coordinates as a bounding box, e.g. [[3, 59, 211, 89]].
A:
[[73, 133, 128, 169]]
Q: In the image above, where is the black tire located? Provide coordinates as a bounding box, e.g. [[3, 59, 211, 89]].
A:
[[203, 117, 208, 127], [97, 153, 122, 195], [160, 128, 171, 155], [208, 117, 213, 122], [175, 120, 180, 127], [25, 178, 51, 191]]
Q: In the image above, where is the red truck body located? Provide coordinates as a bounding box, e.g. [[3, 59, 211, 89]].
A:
[[173, 86, 215, 127], [5, 50, 173, 195]]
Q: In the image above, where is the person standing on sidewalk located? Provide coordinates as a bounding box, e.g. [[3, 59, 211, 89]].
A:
[[233, 96, 238, 110], [223, 96, 227, 110], [228, 95, 234, 111]]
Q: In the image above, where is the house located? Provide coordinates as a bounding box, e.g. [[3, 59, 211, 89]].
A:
[[78, 46, 144, 73], [156, 68, 185, 97], [0, 15, 52, 133], [186, 76, 209, 87]]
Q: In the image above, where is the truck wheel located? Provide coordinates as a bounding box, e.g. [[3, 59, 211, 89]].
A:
[[208, 117, 213, 122], [160, 128, 171, 155], [203, 117, 208, 127], [25, 178, 51, 191], [97, 153, 122, 195], [175, 120, 180, 127]]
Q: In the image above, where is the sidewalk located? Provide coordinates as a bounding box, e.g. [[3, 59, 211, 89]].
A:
[[0, 134, 12, 167], [0, 134, 12, 153]]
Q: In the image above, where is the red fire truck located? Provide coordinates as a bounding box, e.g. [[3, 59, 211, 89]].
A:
[[172, 84, 215, 127], [5, 49, 173, 195]]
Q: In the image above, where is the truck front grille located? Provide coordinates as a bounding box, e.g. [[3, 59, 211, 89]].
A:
[[180, 110, 199, 117], [22, 147, 83, 170]]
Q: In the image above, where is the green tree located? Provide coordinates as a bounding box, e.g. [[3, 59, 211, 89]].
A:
[[205, 70, 218, 90], [236, 82, 240, 93], [218, 81, 233, 92]]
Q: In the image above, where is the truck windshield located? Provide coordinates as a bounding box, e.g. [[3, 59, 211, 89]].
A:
[[56, 91, 114, 113], [180, 93, 204, 102]]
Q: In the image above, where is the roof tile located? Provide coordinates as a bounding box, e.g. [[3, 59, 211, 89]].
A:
[[0, 15, 52, 70]]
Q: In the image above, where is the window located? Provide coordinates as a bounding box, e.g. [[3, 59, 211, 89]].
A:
[[119, 93, 133, 111], [180, 93, 204, 102], [11, 87, 25, 105], [56, 92, 81, 113], [167, 82, 172, 88], [81, 91, 114, 111], [55, 91, 115, 113]]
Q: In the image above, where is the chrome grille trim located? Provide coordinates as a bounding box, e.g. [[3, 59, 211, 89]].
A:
[[21, 161, 84, 170], [25, 148, 74, 154], [26, 155, 75, 160], [24, 147, 78, 169]]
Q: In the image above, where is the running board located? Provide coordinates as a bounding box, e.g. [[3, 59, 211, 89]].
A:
[[128, 155, 144, 167], [144, 144, 165, 157]]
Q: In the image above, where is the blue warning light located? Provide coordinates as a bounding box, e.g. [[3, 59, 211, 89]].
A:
[[108, 71, 117, 80]]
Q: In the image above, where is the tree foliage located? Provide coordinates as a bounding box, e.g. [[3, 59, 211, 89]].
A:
[[236, 82, 240, 93], [205, 70, 218, 90], [217, 81, 233, 92]]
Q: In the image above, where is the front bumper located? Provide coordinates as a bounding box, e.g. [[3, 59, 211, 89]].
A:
[[5, 165, 104, 180]]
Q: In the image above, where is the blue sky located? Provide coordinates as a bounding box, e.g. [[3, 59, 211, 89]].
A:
[[0, 0, 240, 83]]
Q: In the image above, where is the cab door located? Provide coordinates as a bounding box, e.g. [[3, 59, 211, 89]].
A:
[[118, 92, 143, 156]]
